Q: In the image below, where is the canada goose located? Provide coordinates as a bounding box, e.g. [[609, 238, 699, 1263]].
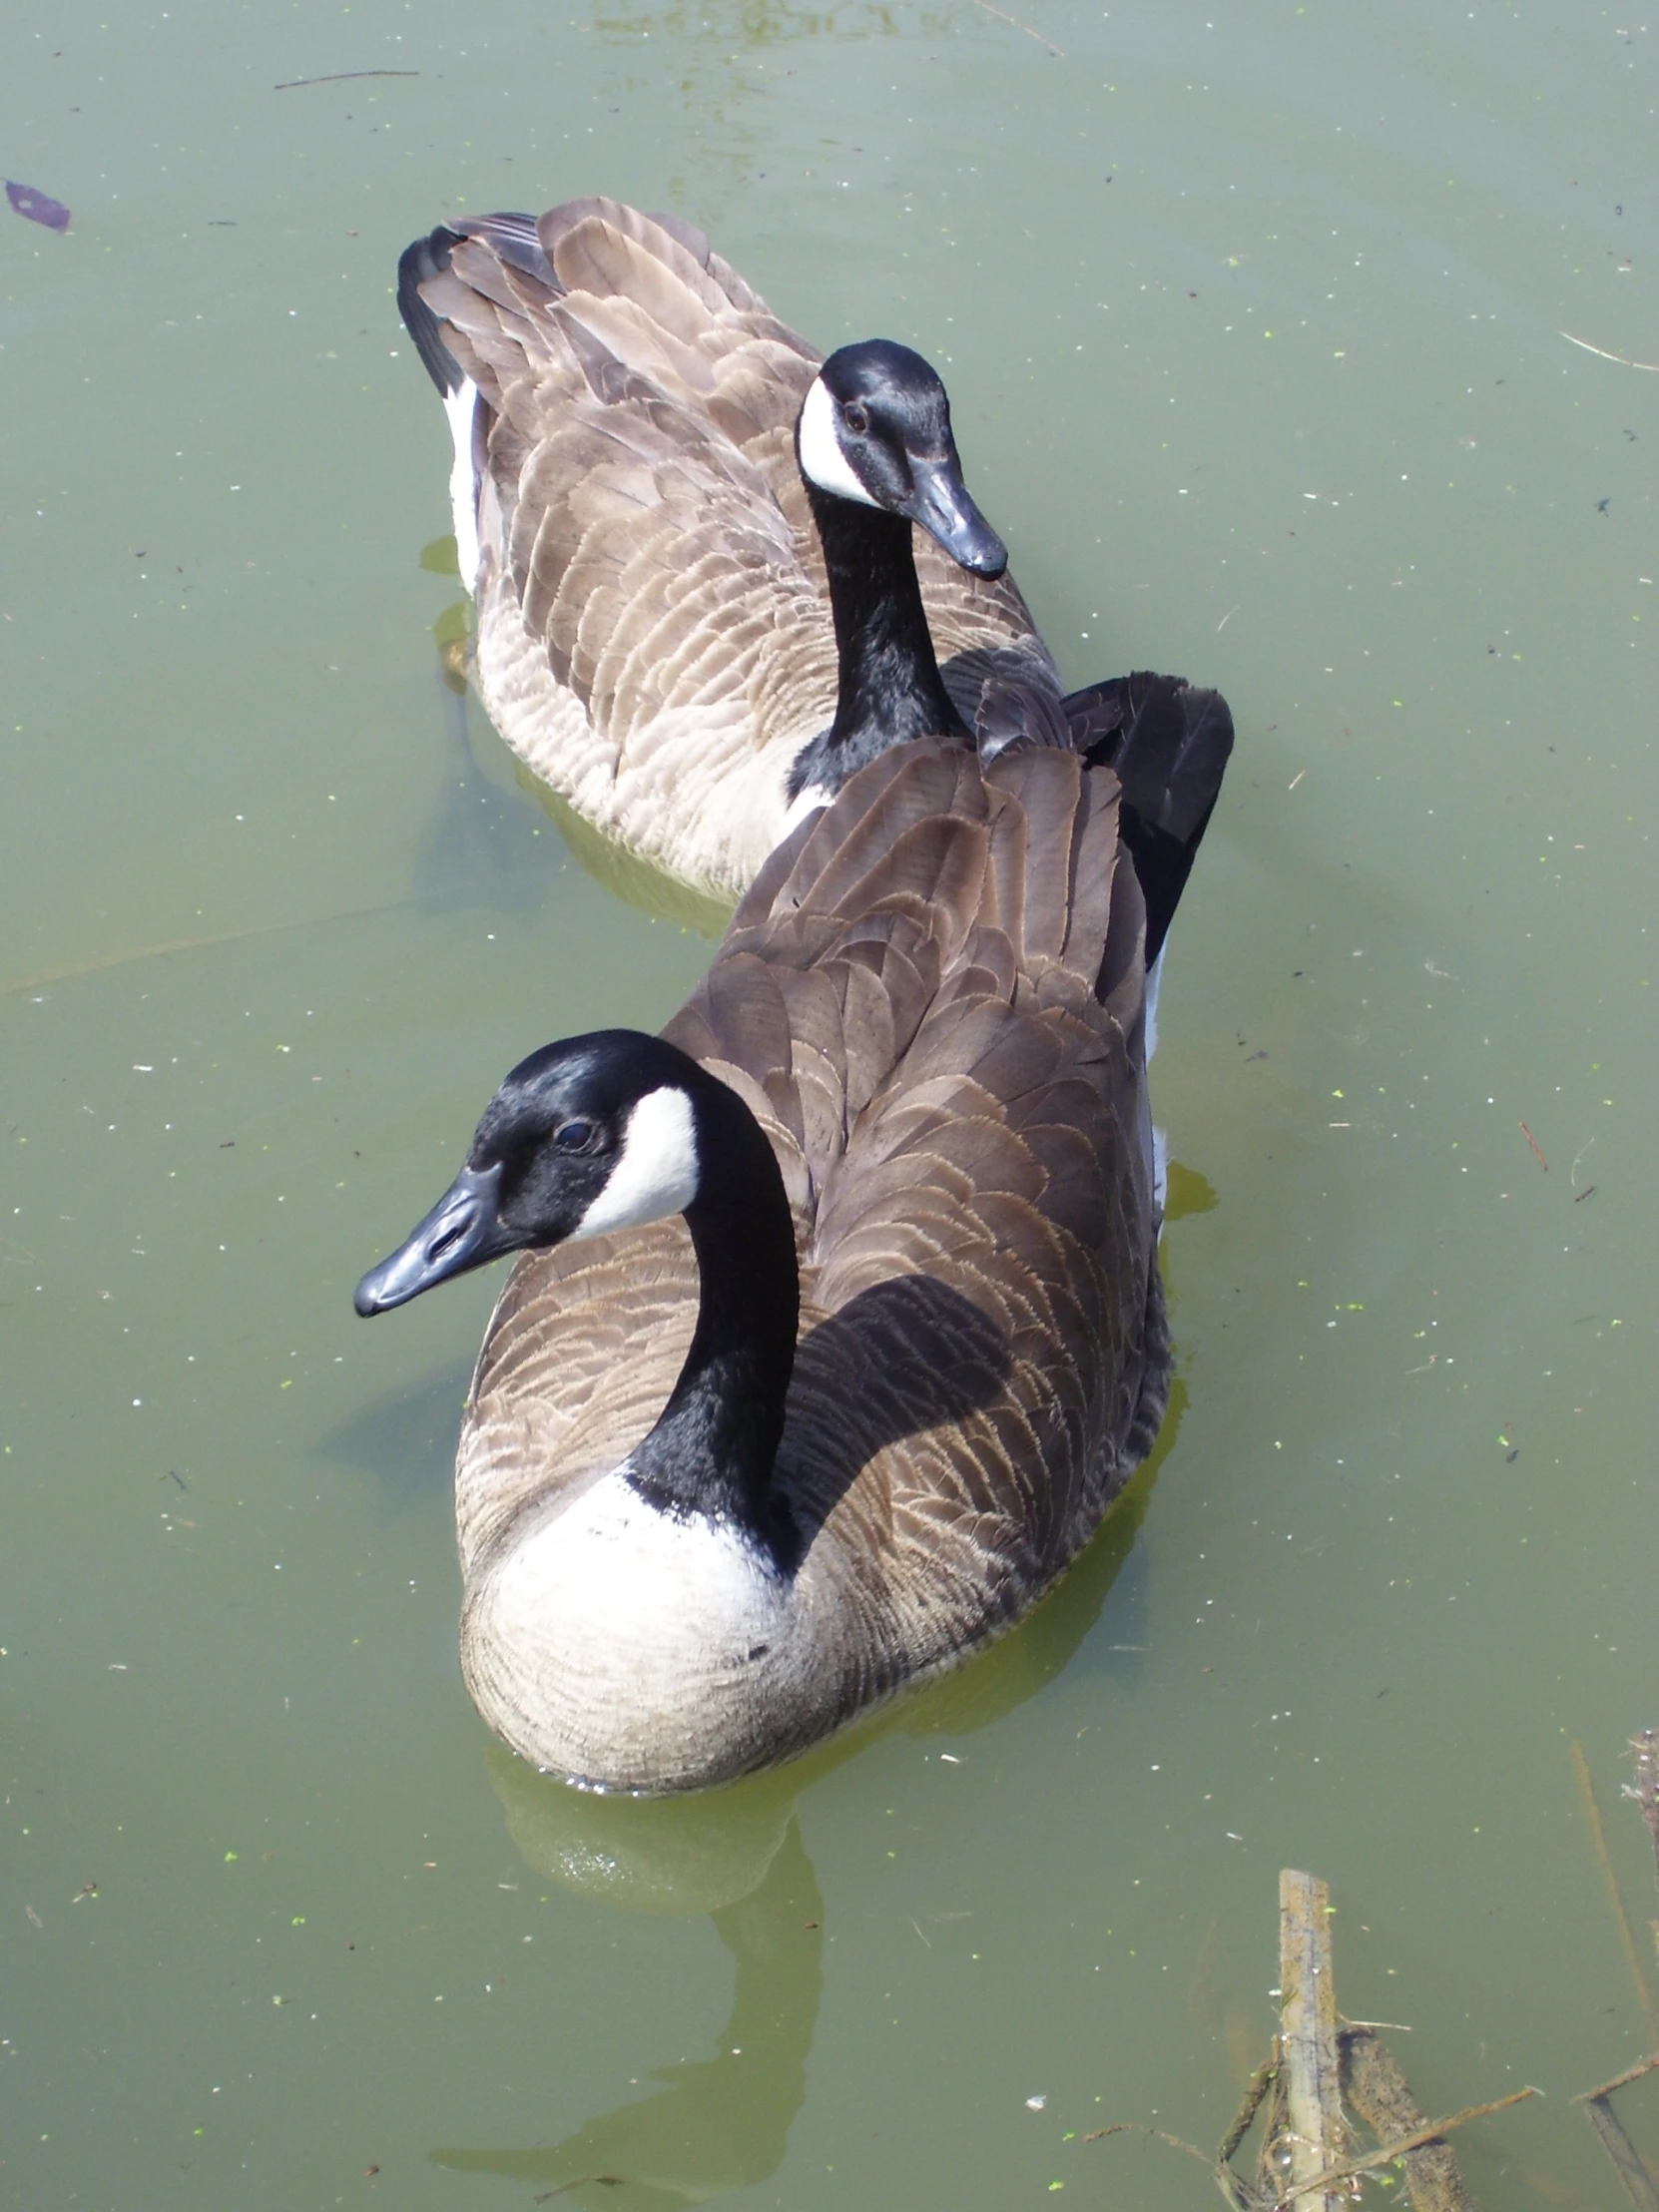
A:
[[396, 198, 1062, 900], [355, 692, 1232, 1793]]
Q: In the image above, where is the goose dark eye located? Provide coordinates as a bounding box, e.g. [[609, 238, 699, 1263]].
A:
[[841, 400, 869, 436], [554, 1118, 597, 1153]]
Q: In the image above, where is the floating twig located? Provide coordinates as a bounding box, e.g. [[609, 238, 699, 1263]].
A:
[[1217, 2051, 1280, 2168], [1278, 1870, 1346, 2208], [1577, 2054, 1659, 2102], [1098, 1872, 1549, 2212], [1573, 2056, 1659, 2212], [1519, 1120, 1548, 1172], [1561, 330, 1659, 372], [274, 68, 421, 89], [0, 895, 418, 998], [1578, 2099, 1659, 2212], [1573, 1741, 1659, 2046], [1098, 2078, 1533, 2212], [1277, 2087, 1539, 2206], [1083, 2122, 1255, 2212], [967, 0, 1064, 57], [1342, 2023, 1471, 2212]]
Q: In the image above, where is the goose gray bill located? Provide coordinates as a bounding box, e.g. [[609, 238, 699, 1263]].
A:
[[395, 198, 1062, 901], [355, 713, 1231, 1794]]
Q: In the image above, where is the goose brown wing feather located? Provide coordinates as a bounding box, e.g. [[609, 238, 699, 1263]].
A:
[[814, 756, 1154, 1518], [399, 200, 1055, 895], [740, 745, 980, 922], [734, 746, 1161, 1619], [538, 204, 745, 330]]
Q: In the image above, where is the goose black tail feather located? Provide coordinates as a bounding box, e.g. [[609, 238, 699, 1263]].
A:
[[456, 210, 556, 283], [1061, 672, 1234, 964], [395, 213, 551, 397], [396, 225, 467, 395]]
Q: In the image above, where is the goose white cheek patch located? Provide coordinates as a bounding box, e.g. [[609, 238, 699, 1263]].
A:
[[574, 1086, 700, 1239], [797, 377, 880, 509]]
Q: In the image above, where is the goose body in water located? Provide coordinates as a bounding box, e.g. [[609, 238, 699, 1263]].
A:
[[356, 695, 1231, 1793], [396, 198, 1060, 900]]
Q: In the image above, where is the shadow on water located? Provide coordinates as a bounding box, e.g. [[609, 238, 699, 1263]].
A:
[[315, 1357, 473, 1511], [429, 1815, 824, 2208], [519, 769, 734, 940], [419, 554, 732, 936], [1163, 1158, 1219, 1224], [413, 659, 556, 923]]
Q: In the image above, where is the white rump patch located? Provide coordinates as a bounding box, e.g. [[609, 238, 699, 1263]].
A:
[[443, 376, 483, 594], [782, 780, 830, 837], [1143, 944, 1165, 1063], [797, 377, 879, 509], [574, 1085, 700, 1240]]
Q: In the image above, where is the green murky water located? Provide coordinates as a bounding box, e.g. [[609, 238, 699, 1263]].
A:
[[3, 2, 1656, 2205]]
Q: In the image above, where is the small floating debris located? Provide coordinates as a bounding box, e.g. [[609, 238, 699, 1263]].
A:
[[1631, 1728, 1659, 1881], [273, 67, 421, 90], [6, 180, 70, 232]]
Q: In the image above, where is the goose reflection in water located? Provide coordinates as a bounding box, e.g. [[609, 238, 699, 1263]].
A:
[[431, 1817, 821, 2209], [419, 576, 736, 938], [422, 1382, 1187, 2207], [413, 646, 555, 924]]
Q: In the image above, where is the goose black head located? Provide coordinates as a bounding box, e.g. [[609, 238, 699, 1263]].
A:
[[795, 339, 1008, 578], [354, 1032, 702, 1316]]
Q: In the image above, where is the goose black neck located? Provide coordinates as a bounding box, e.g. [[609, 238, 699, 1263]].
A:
[[625, 1072, 800, 1550], [801, 484, 969, 789]]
